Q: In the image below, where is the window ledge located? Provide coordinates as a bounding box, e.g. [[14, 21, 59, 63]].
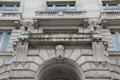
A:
[[108, 51, 120, 56], [0, 51, 13, 56]]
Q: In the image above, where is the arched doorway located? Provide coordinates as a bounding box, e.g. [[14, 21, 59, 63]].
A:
[[36, 58, 84, 80]]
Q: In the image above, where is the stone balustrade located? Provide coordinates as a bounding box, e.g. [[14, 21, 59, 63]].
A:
[[35, 10, 86, 18], [101, 10, 120, 19], [0, 11, 21, 19], [0, 11, 21, 29]]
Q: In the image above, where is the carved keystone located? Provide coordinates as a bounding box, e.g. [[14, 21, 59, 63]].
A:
[[56, 45, 64, 59]]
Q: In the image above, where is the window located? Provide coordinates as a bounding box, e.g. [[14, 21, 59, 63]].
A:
[[111, 32, 120, 51], [0, 32, 3, 42], [5, 5, 14, 11], [0, 4, 20, 12], [103, 3, 119, 10], [0, 5, 3, 11], [109, 4, 118, 8], [0, 32, 11, 52], [47, 3, 75, 10], [69, 4, 75, 9], [16, 5, 20, 11], [103, 4, 107, 9], [55, 5, 67, 9], [47, 5, 53, 10]]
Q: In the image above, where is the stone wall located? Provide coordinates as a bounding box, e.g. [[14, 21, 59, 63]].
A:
[[0, 0, 120, 80]]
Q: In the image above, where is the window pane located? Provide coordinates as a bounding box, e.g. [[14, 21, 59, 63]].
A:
[[5, 5, 14, 11], [109, 4, 118, 8], [55, 5, 67, 9], [0, 32, 3, 42], [69, 4, 75, 9], [103, 4, 107, 9], [0, 5, 3, 11], [47, 5, 53, 10], [1, 33, 11, 52], [16, 5, 20, 11], [111, 32, 120, 51]]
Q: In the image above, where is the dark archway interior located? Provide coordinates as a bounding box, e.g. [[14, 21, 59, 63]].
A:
[[39, 63, 81, 80]]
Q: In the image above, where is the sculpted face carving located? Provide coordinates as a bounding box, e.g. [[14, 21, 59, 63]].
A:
[[24, 22, 33, 31], [56, 45, 64, 58]]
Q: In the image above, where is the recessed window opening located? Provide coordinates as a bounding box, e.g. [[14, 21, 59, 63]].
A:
[[0, 31, 11, 52], [109, 4, 118, 8], [47, 5, 53, 10], [47, 3, 75, 10], [0, 4, 20, 12], [111, 31, 120, 51], [55, 5, 67, 9], [102, 3, 119, 10], [69, 4, 75, 9]]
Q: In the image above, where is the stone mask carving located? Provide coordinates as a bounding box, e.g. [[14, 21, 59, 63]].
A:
[[56, 45, 64, 59]]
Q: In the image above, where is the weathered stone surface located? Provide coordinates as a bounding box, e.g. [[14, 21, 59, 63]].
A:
[[0, 0, 120, 80]]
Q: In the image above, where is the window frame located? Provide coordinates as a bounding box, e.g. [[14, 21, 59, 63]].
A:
[[55, 4, 67, 10], [103, 4, 107, 9], [0, 31, 11, 52], [47, 5, 54, 10], [111, 30, 120, 51], [102, 3, 119, 10], [4, 5, 15, 11], [0, 4, 20, 12], [0, 5, 3, 11], [15, 4, 20, 11], [69, 4, 75, 10], [109, 4, 118, 8], [46, 3, 76, 11]]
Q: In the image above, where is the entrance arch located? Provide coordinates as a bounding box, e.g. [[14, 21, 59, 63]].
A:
[[36, 58, 85, 80]]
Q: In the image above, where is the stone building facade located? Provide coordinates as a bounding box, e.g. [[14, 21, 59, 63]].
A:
[[0, 0, 120, 80]]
